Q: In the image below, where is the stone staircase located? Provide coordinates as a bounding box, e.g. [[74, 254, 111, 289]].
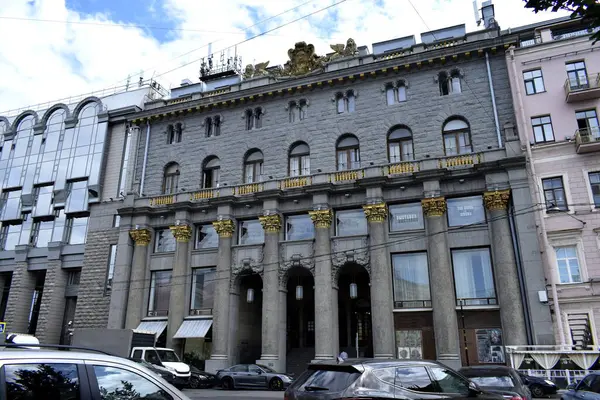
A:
[[286, 347, 315, 378]]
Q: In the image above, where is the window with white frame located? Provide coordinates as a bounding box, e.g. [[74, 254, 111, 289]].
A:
[[336, 135, 360, 171], [289, 142, 310, 177], [555, 246, 582, 283], [244, 150, 264, 183], [387, 127, 414, 163]]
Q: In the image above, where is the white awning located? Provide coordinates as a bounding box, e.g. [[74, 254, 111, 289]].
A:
[[173, 319, 213, 339], [135, 320, 168, 336]]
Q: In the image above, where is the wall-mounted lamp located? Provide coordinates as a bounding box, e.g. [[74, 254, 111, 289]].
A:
[[246, 288, 255, 304], [349, 283, 358, 299]]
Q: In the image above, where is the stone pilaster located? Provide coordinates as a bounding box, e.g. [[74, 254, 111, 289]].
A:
[[363, 203, 395, 358], [125, 228, 151, 330], [421, 197, 462, 369], [309, 209, 335, 360], [206, 218, 235, 373], [35, 261, 68, 344], [107, 229, 135, 329], [257, 213, 284, 371], [3, 262, 37, 333], [484, 190, 527, 345], [166, 224, 192, 353]]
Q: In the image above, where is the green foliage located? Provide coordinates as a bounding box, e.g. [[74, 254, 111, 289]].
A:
[[183, 352, 205, 370], [523, 0, 600, 42]]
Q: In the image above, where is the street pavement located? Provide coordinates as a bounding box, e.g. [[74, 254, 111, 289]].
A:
[[183, 388, 283, 399]]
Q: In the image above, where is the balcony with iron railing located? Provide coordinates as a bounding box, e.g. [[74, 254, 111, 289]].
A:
[[140, 149, 505, 208], [575, 127, 600, 154], [564, 73, 600, 103]]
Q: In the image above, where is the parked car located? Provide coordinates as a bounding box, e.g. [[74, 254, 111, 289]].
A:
[[561, 372, 600, 400], [285, 358, 508, 399], [216, 363, 294, 390], [0, 343, 191, 400], [517, 372, 558, 398], [189, 365, 218, 389], [460, 366, 532, 400], [129, 357, 176, 384]]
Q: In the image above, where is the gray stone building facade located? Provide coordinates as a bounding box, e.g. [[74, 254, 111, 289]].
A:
[[0, 83, 165, 343], [108, 18, 554, 373]]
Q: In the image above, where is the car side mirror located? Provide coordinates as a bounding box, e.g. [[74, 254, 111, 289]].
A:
[[522, 377, 530, 385], [567, 383, 576, 390], [469, 380, 482, 395]]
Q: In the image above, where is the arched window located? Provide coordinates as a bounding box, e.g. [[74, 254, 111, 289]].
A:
[[162, 163, 180, 194], [439, 72, 450, 96], [336, 90, 356, 114], [202, 156, 220, 188], [289, 142, 310, 177], [443, 118, 472, 156], [450, 71, 462, 94], [388, 127, 414, 163], [336, 135, 360, 171], [289, 101, 298, 123], [439, 71, 461, 96], [244, 150, 263, 183], [386, 82, 407, 105]]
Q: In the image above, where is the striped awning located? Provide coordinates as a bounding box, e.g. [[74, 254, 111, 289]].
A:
[[135, 320, 168, 336], [173, 319, 213, 339]]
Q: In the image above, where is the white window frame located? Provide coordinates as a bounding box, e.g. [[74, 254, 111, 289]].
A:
[[537, 172, 574, 215], [561, 309, 598, 347], [548, 231, 588, 284]]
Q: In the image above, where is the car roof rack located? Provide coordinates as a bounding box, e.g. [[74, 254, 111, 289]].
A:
[[0, 343, 117, 356]]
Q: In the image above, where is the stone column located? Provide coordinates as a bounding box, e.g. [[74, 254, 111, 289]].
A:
[[4, 262, 37, 333], [125, 228, 151, 330], [167, 224, 192, 353], [484, 190, 528, 345], [309, 209, 335, 360], [422, 197, 462, 369], [205, 219, 235, 374], [35, 261, 68, 344], [363, 203, 395, 358], [108, 230, 135, 329], [257, 213, 284, 371]]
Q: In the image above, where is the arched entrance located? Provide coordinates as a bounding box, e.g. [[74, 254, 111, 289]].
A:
[[233, 271, 263, 364], [285, 267, 315, 376], [337, 262, 373, 358]]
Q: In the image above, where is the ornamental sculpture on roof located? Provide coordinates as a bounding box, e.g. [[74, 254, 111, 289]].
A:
[[243, 61, 270, 79], [328, 38, 358, 60], [282, 41, 324, 76]]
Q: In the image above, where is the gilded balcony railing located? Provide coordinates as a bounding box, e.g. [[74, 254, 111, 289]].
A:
[[439, 153, 481, 168], [150, 195, 175, 206], [388, 162, 419, 175], [190, 189, 217, 200], [331, 169, 364, 182], [280, 176, 311, 189], [236, 183, 262, 195], [575, 127, 600, 145]]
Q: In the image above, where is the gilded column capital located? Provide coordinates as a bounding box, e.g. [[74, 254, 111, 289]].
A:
[[421, 197, 447, 217], [484, 189, 511, 211], [212, 219, 235, 238], [259, 214, 282, 233], [169, 224, 193, 242], [129, 228, 151, 246], [363, 203, 388, 223], [309, 209, 333, 229]]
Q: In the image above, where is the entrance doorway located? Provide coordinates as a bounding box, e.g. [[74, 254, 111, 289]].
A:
[[338, 263, 372, 358], [235, 272, 262, 364], [286, 267, 315, 376]]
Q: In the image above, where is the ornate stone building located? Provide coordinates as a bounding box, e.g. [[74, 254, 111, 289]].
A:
[[108, 15, 554, 373]]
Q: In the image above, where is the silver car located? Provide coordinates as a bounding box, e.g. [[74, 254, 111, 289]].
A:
[[0, 346, 191, 400], [216, 363, 293, 390]]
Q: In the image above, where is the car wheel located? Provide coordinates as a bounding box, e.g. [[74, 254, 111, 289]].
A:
[[531, 384, 545, 398], [269, 377, 284, 391], [189, 376, 200, 389], [222, 377, 234, 390]]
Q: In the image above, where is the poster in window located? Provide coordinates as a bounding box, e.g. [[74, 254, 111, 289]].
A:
[[396, 330, 423, 360], [476, 328, 504, 363]]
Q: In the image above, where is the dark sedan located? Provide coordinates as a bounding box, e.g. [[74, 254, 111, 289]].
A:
[[561, 372, 600, 400], [216, 363, 294, 390], [189, 366, 218, 389], [460, 366, 532, 400], [518, 372, 558, 398]]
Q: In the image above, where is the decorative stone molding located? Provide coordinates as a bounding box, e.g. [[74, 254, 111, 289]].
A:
[[483, 190, 511, 211], [331, 236, 370, 284], [363, 203, 388, 223], [259, 214, 282, 233], [309, 209, 332, 229], [130, 228, 151, 246], [279, 240, 315, 288], [170, 224, 192, 242], [421, 197, 447, 217], [231, 245, 264, 285], [213, 219, 235, 238]]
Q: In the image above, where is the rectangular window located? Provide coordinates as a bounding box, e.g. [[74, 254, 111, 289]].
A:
[[555, 246, 582, 283], [67, 269, 81, 285], [1, 190, 22, 221], [65, 180, 88, 213], [238, 219, 264, 245], [106, 244, 117, 290], [154, 228, 176, 252], [195, 224, 218, 249], [336, 209, 367, 236], [1, 224, 21, 251], [191, 267, 216, 311], [32, 220, 54, 248], [389, 203, 424, 231], [32, 185, 53, 217], [532, 116, 555, 143], [542, 177, 568, 211], [113, 214, 121, 227], [576, 109, 599, 140], [566, 60, 588, 90], [148, 270, 171, 316], [67, 216, 88, 245], [452, 248, 497, 306], [51, 209, 66, 243], [443, 132, 472, 155], [523, 69, 545, 95], [285, 214, 315, 241], [392, 252, 431, 308], [447, 196, 486, 227], [589, 172, 600, 207], [386, 87, 396, 105]]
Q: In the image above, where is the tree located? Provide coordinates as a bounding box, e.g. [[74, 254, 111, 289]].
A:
[[523, 0, 600, 42]]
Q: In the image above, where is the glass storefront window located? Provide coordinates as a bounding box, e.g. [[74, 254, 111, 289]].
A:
[[447, 196, 485, 227], [452, 248, 496, 306], [239, 219, 264, 245], [335, 209, 367, 236], [392, 253, 431, 308], [155, 229, 176, 253], [149, 270, 171, 316], [196, 224, 218, 249], [191, 267, 216, 311], [389, 203, 424, 231], [285, 214, 315, 241]]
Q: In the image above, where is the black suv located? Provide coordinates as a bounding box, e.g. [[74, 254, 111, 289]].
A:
[[284, 359, 507, 399]]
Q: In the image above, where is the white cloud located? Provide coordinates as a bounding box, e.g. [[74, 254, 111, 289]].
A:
[[0, 0, 570, 114]]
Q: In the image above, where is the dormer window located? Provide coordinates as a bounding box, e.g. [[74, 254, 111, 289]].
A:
[[336, 90, 356, 114]]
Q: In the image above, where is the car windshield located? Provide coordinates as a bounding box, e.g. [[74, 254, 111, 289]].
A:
[[470, 376, 515, 388], [257, 364, 275, 373], [156, 350, 180, 362]]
